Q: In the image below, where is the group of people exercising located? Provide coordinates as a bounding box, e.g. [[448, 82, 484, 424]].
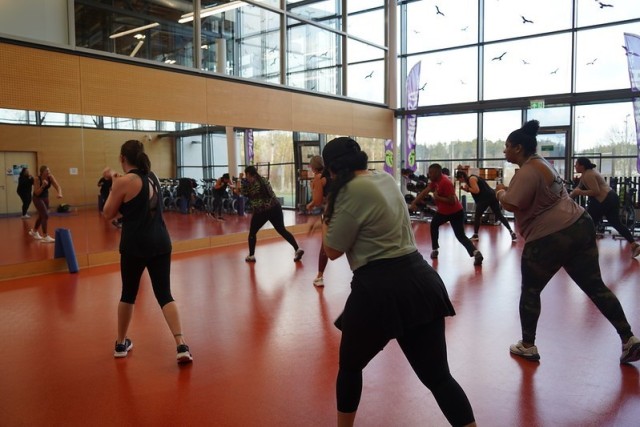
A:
[[16, 122, 640, 426]]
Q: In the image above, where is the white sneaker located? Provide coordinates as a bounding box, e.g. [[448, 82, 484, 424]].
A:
[[509, 340, 540, 361], [621, 336, 640, 364], [21, 214, 30, 219], [313, 277, 324, 287], [40, 235, 55, 243], [632, 244, 640, 259], [28, 229, 42, 240]]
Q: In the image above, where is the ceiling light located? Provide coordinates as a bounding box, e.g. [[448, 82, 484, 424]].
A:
[[178, 1, 245, 24], [110, 22, 159, 39]]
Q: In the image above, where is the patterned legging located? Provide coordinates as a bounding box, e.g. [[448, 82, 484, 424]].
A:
[[519, 212, 633, 344]]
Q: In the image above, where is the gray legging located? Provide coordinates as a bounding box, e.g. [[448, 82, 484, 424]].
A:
[[32, 196, 50, 235], [519, 212, 633, 345]]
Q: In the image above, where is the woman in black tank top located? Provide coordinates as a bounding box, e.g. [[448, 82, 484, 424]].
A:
[[103, 139, 193, 365]]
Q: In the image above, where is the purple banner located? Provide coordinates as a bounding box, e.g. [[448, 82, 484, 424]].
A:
[[624, 33, 640, 172], [405, 62, 421, 172], [244, 129, 254, 165], [384, 139, 394, 175]]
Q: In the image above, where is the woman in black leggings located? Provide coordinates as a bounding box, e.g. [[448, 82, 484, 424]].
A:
[[17, 167, 34, 218], [103, 139, 192, 364], [319, 137, 475, 427], [241, 166, 304, 263]]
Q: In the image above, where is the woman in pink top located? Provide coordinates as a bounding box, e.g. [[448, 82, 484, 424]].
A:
[[569, 157, 640, 257], [496, 120, 640, 364]]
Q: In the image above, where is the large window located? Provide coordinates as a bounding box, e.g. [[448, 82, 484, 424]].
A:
[[399, 0, 640, 181], [70, 1, 388, 104]]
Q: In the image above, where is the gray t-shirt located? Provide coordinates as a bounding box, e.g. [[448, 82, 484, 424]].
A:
[[502, 155, 583, 242], [324, 171, 417, 271]]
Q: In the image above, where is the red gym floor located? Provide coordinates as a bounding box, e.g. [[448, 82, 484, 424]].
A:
[[0, 214, 639, 426]]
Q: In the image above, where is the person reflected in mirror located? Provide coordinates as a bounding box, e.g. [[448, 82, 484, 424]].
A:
[[211, 173, 233, 221], [455, 169, 517, 242], [17, 167, 34, 219], [569, 157, 640, 257], [305, 155, 330, 287], [28, 165, 62, 243], [103, 139, 193, 364], [320, 137, 476, 427], [496, 120, 640, 364], [241, 165, 304, 263], [98, 168, 112, 213]]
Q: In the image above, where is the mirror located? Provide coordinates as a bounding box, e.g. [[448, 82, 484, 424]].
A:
[[0, 121, 305, 270]]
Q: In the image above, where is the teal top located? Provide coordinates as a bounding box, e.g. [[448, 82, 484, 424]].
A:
[[324, 171, 416, 271]]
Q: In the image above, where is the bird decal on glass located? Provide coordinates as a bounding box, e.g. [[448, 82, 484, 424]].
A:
[[598, 2, 613, 8], [435, 5, 445, 16], [491, 52, 507, 61], [419, 83, 427, 91], [586, 58, 598, 65], [550, 68, 559, 74], [365, 71, 374, 79], [623, 46, 639, 57], [522, 59, 530, 65], [521, 16, 534, 24]]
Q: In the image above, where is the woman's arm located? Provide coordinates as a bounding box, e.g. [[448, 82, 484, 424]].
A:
[[468, 176, 480, 194], [495, 186, 518, 212], [571, 173, 599, 197], [33, 177, 45, 197], [409, 183, 433, 210], [322, 222, 344, 260], [102, 172, 125, 220], [306, 176, 325, 210], [49, 174, 63, 198]]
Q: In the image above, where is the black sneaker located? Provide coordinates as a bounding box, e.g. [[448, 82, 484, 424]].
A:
[[510, 231, 517, 240], [430, 250, 439, 259], [470, 234, 479, 241], [177, 344, 193, 364], [294, 249, 305, 262], [114, 338, 133, 358], [473, 250, 483, 266]]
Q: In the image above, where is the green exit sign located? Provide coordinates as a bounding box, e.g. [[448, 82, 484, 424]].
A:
[[530, 99, 545, 109]]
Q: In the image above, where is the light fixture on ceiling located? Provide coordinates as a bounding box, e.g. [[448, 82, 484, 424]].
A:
[[109, 22, 159, 39], [178, 1, 245, 24]]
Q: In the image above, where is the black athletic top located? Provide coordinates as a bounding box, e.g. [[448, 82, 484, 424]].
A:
[[17, 175, 34, 196], [468, 174, 495, 203], [34, 177, 51, 199], [118, 169, 171, 257]]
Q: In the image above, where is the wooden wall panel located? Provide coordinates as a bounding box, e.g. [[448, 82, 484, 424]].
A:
[[206, 79, 294, 130], [1, 42, 393, 139], [79, 57, 209, 124], [0, 44, 82, 113]]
